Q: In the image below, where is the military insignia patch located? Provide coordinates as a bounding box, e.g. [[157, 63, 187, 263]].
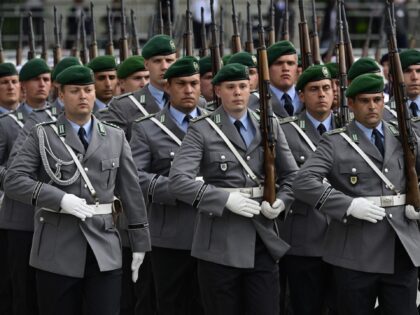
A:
[[322, 66, 330, 78], [220, 163, 228, 172], [350, 176, 358, 185], [170, 40, 176, 51], [193, 62, 199, 72], [251, 55, 257, 66]]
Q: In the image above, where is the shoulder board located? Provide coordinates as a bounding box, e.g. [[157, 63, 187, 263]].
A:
[[191, 113, 211, 123], [101, 121, 121, 129], [249, 110, 260, 122], [33, 107, 47, 112], [114, 92, 133, 100], [277, 115, 298, 125], [325, 127, 346, 135], [97, 107, 109, 114], [412, 116, 420, 123], [251, 90, 260, 97], [35, 120, 56, 127], [0, 111, 10, 119], [134, 113, 156, 123], [387, 124, 400, 136]]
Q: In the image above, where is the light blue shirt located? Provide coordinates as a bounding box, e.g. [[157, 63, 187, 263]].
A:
[[95, 99, 108, 110], [0, 106, 10, 114], [56, 98, 64, 109], [21, 103, 34, 114], [306, 111, 333, 132], [148, 83, 165, 109], [355, 121, 384, 145], [407, 95, 420, 117], [228, 112, 255, 147], [68, 118, 93, 143], [270, 85, 303, 115], [168, 105, 199, 133]]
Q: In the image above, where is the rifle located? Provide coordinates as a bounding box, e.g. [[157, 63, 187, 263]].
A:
[[80, 11, 89, 64], [16, 15, 23, 66], [119, 0, 129, 61], [282, 0, 290, 41], [27, 12, 36, 60], [219, 6, 225, 57], [131, 9, 140, 55], [341, 2, 354, 70], [408, 8, 420, 49], [59, 13, 63, 47], [374, 13, 385, 63], [268, 0, 275, 46], [41, 18, 48, 62], [166, 0, 173, 37], [245, 2, 254, 54], [361, 12, 373, 58], [71, 14, 81, 58], [158, 1, 164, 34], [184, 0, 193, 56], [53, 6, 62, 67], [231, 0, 242, 53], [310, 0, 321, 64], [89, 2, 98, 60], [298, 0, 313, 70], [0, 17, 4, 64], [105, 5, 114, 56], [336, 0, 349, 127], [385, 0, 420, 209], [199, 7, 208, 57], [257, 0, 276, 204], [210, 0, 221, 107]]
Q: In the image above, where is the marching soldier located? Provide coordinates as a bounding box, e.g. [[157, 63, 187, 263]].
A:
[[0, 63, 20, 114], [168, 63, 298, 315], [325, 62, 339, 111], [199, 56, 215, 103], [293, 73, 420, 314], [4, 65, 151, 315], [130, 56, 205, 315], [347, 57, 381, 84], [117, 56, 150, 94], [278, 65, 336, 315]]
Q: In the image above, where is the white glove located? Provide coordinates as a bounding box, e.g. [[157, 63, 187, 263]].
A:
[[59, 194, 95, 221], [405, 205, 420, 220], [225, 192, 261, 218], [261, 199, 285, 219], [346, 197, 386, 223], [131, 252, 145, 283]]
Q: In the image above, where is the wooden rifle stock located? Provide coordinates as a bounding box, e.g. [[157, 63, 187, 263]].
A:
[[131, 10, 140, 55], [282, 0, 289, 41], [310, 0, 321, 64], [268, 0, 275, 46], [16, 15, 23, 66], [245, 2, 254, 54], [119, 0, 129, 61], [105, 6, 114, 56], [41, 18, 48, 62], [89, 2, 98, 60], [53, 7, 62, 67], [231, 0, 242, 53], [80, 11, 89, 64], [0, 17, 5, 64], [158, 1, 164, 34], [166, 0, 173, 37], [341, 3, 354, 70], [210, 0, 221, 107], [71, 14, 81, 58], [199, 7, 208, 57], [337, 0, 349, 127], [219, 6, 225, 57], [298, 0, 313, 70], [27, 12, 36, 60], [184, 0, 193, 56]]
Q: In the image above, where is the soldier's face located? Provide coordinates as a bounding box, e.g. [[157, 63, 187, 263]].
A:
[[145, 54, 177, 87], [349, 93, 384, 129], [249, 68, 259, 91], [0, 75, 20, 109], [403, 65, 420, 99], [21, 73, 51, 105], [166, 74, 201, 113], [94, 70, 117, 104], [299, 79, 333, 119], [119, 70, 150, 93], [215, 80, 250, 116], [200, 72, 213, 102], [331, 78, 339, 109], [59, 84, 95, 120], [269, 54, 298, 91]]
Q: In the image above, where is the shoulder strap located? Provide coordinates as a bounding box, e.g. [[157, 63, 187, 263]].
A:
[[45, 109, 57, 122], [384, 104, 397, 118], [129, 94, 149, 116], [7, 112, 24, 128], [149, 117, 182, 146], [289, 121, 317, 152]]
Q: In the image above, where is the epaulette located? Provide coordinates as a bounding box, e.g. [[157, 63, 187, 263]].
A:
[[277, 115, 298, 125], [191, 113, 211, 123], [387, 123, 400, 136], [114, 92, 133, 100], [33, 105, 51, 112], [412, 116, 420, 123], [35, 120, 56, 127], [388, 119, 398, 126], [101, 121, 121, 129], [134, 113, 156, 123], [0, 111, 10, 119], [325, 127, 346, 135], [249, 110, 260, 122], [251, 90, 260, 98]]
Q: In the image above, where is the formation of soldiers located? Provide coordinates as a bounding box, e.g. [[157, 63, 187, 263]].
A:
[[1, 0, 420, 315]]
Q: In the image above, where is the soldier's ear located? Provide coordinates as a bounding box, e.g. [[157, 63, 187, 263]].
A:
[[214, 85, 221, 98], [298, 90, 305, 103], [348, 97, 354, 110]]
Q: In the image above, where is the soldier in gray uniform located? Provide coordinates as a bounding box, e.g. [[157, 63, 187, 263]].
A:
[[278, 65, 336, 315], [130, 56, 204, 315], [4, 65, 151, 315], [293, 73, 420, 314], [169, 63, 298, 315], [117, 55, 150, 94], [0, 63, 20, 114]]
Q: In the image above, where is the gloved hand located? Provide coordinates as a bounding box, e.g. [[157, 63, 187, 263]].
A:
[[405, 205, 420, 220], [346, 197, 386, 223], [225, 192, 261, 218], [131, 252, 146, 283], [60, 194, 95, 220], [261, 199, 285, 219]]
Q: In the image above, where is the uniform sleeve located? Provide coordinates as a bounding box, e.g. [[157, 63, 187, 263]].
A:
[[0, 122, 9, 188]]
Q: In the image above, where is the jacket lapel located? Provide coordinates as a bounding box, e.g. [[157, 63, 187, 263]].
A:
[[271, 93, 289, 118], [60, 116, 86, 154], [247, 111, 261, 153], [159, 107, 186, 141], [84, 117, 105, 160], [382, 122, 400, 166], [143, 84, 163, 114], [218, 108, 247, 152], [300, 111, 321, 144]]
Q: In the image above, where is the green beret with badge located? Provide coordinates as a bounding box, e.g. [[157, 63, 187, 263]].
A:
[[142, 35, 176, 59], [56, 65, 95, 85], [228, 52, 257, 68], [267, 40, 297, 66], [212, 63, 249, 85], [164, 56, 200, 79], [117, 56, 146, 79], [87, 55, 117, 73], [325, 62, 339, 79], [400, 49, 420, 71], [345, 73, 384, 98], [0, 63, 18, 78], [296, 65, 331, 91], [347, 57, 380, 81], [19, 58, 50, 81], [51, 57, 82, 81]]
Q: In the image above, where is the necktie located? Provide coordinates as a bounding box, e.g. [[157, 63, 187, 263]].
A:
[[317, 123, 326, 135], [78, 127, 89, 151], [234, 120, 247, 146], [372, 128, 384, 157], [183, 114, 192, 124], [410, 102, 418, 117], [163, 92, 170, 106], [282, 93, 294, 116]]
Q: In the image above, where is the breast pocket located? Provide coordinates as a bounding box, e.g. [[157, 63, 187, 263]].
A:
[[101, 158, 120, 188], [207, 152, 238, 177], [338, 162, 371, 193]]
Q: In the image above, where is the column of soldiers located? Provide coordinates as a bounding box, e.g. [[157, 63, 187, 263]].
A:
[[1, 2, 420, 315]]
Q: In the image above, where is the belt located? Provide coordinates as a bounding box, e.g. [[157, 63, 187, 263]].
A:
[[220, 186, 264, 198], [42, 203, 113, 215], [364, 194, 406, 207]]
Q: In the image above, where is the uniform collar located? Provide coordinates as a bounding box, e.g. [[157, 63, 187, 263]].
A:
[[305, 111, 333, 132]]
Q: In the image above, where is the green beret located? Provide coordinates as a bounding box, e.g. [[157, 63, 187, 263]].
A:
[[0, 63, 18, 78], [199, 56, 212, 75], [117, 56, 146, 79], [347, 57, 380, 81], [222, 54, 232, 65], [296, 65, 331, 91], [345, 73, 384, 98], [400, 49, 420, 71], [56, 65, 94, 85], [325, 62, 339, 79], [87, 55, 117, 73], [267, 40, 297, 66], [298, 54, 302, 67], [19, 58, 50, 81], [164, 56, 200, 79], [212, 63, 249, 85], [228, 52, 257, 68], [142, 35, 176, 59], [51, 57, 82, 81]]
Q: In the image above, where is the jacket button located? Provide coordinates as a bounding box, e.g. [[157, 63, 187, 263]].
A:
[[246, 156, 251, 161], [221, 155, 226, 160], [84, 167, 88, 171], [343, 218, 347, 224], [40, 217, 44, 222], [209, 213, 213, 216], [389, 213, 393, 218], [300, 156, 305, 161], [384, 168, 389, 173], [289, 209, 293, 214], [351, 168, 357, 173], [84, 184, 88, 188], [112, 162, 115, 167]]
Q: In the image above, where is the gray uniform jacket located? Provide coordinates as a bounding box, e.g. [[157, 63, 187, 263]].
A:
[[4, 115, 151, 277], [168, 106, 298, 268], [293, 120, 420, 274], [130, 105, 206, 250], [278, 111, 331, 257]]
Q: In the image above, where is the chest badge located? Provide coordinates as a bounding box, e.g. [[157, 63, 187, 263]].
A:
[[220, 163, 228, 172], [350, 176, 358, 185]]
